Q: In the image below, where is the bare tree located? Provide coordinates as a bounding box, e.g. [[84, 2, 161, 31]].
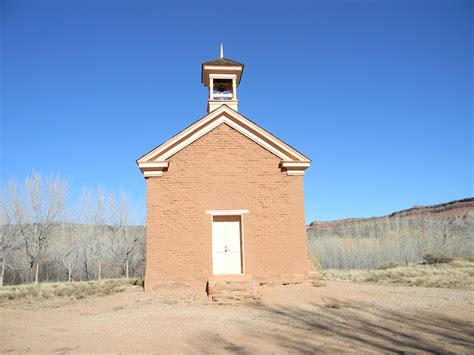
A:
[[0, 202, 8, 286], [0, 180, 26, 286], [308, 213, 474, 270], [75, 187, 106, 281], [54, 225, 80, 282], [1, 174, 146, 285], [22, 172, 70, 283], [109, 192, 139, 279]]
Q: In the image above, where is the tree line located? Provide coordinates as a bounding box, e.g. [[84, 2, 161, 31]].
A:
[[0, 172, 145, 286], [307, 212, 474, 270]]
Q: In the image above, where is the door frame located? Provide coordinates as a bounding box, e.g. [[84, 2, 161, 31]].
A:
[[206, 209, 249, 275]]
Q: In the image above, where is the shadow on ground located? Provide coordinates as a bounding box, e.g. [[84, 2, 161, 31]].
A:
[[188, 300, 474, 353]]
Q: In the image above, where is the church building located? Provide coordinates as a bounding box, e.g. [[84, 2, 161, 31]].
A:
[[137, 48, 311, 291]]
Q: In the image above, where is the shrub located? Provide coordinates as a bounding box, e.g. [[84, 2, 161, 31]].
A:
[[325, 301, 339, 309], [310, 256, 320, 270], [322, 298, 344, 309], [422, 252, 453, 264], [311, 278, 326, 287], [377, 262, 400, 270]]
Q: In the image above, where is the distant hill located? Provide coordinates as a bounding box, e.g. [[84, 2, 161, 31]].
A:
[[308, 198, 474, 232]]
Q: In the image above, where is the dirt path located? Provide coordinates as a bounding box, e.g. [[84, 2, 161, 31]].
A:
[[1, 281, 473, 353]]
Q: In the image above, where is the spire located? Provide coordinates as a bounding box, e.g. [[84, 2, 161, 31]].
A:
[[220, 43, 224, 58]]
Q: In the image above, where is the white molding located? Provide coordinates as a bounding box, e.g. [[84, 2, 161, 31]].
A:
[[144, 171, 163, 177], [208, 100, 239, 113], [160, 116, 227, 160], [138, 106, 227, 162], [208, 100, 239, 104], [206, 209, 250, 215], [203, 65, 242, 71], [209, 73, 237, 79], [138, 161, 169, 169], [237, 117, 308, 162], [158, 116, 293, 161], [280, 161, 310, 176], [280, 161, 310, 168], [138, 106, 310, 163], [137, 106, 311, 177], [286, 170, 306, 176], [224, 118, 293, 161]]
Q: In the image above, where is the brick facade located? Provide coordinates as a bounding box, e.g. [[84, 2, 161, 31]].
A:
[[145, 123, 308, 290]]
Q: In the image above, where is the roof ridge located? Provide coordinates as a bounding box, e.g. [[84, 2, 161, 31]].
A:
[[202, 57, 244, 66]]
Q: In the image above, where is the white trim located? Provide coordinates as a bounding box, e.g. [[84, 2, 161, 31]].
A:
[[143, 171, 163, 177], [138, 106, 310, 163], [236, 116, 308, 162], [206, 209, 250, 215], [208, 100, 239, 104], [156, 116, 294, 162], [230, 108, 307, 161], [240, 213, 246, 274], [138, 161, 169, 169], [137, 105, 311, 177], [212, 93, 233, 98], [138, 106, 227, 162], [209, 73, 237, 79], [286, 170, 306, 176], [224, 119, 293, 161], [280, 161, 310, 168], [203, 65, 242, 71], [160, 116, 227, 160]]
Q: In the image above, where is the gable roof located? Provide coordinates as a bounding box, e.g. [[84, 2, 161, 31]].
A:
[[202, 57, 244, 66], [137, 105, 311, 177], [201, 57, 245, 85]]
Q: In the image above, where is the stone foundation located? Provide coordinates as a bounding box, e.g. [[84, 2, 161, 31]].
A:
[[206, 275, 259, 304]]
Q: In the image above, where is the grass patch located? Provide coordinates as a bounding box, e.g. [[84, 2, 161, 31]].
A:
[[321, 259, 474, 289], [0, 278, 142, 302]]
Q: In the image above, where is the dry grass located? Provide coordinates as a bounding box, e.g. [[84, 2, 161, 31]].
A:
[[321, 259, 474, 289], [321, 297, 346, 309], [311, 279, 326, 287], [0, 278, 142, 302], [422, 252, 454, 264]]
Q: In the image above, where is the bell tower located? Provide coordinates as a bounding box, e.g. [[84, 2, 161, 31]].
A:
[[201, 45, 244, 113]]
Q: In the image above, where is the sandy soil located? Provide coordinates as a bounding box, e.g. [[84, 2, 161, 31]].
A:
[[1, 281, 473, 354]]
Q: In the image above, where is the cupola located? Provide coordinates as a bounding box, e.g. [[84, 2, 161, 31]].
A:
[[201, 45, 244, 113]]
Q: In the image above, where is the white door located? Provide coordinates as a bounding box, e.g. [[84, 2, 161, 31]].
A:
[[212, 216, 242, 275]]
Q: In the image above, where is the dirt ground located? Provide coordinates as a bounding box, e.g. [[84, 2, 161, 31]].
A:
[[1, 281, 473, 354]]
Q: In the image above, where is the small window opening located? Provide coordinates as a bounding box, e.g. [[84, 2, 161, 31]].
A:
[[213, 79, 233, 100]]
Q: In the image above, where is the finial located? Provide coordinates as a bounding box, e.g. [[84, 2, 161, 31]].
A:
[[220, 43, 224, 58]]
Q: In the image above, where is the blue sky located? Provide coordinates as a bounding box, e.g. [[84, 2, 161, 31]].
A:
[[1, 0, 472, 222]]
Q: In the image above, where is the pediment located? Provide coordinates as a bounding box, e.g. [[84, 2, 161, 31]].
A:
[[137, 105, 311, 177]]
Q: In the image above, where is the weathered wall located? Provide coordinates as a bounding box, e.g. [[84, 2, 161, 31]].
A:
[[145, 123, 308, 290]]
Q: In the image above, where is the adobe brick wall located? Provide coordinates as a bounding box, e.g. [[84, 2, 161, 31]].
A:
[[145, 123, 308, 290]]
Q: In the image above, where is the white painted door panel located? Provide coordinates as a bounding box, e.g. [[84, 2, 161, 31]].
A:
[[212, 216, 242, 275], [225, 220, 242, 274], [212, 220, 228, 275]]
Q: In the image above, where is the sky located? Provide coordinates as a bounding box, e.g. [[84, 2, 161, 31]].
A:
[[1, 0, 473, 223]]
